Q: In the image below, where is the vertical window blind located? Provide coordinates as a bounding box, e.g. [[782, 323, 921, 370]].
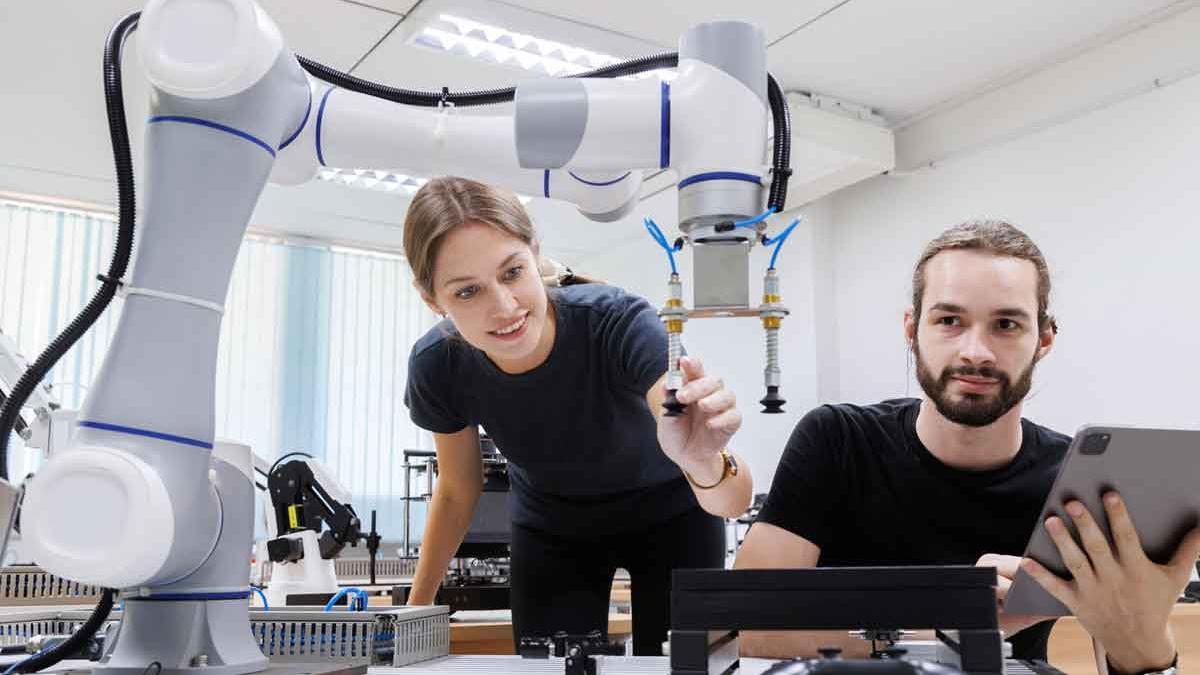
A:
[[1, 198, 436, 542]]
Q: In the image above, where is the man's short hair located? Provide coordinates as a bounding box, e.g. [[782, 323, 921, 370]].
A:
[[912, 220, 1058, 334]]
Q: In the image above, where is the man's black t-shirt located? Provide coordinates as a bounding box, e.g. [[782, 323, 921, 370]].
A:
[[756, 398, 1071, 660]]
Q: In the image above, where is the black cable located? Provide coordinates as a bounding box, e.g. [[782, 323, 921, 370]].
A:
[[0, 10, 140, 481], [268, 451, 315, 476], [0, 10, 783, 675], [0, 13, 136, 672], [766, 73, 792, 213], [8, 589, 116, 674], [296, 52, 679, 108], [297, 51, 791, 212]]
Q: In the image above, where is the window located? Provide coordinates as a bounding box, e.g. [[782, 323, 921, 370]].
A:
[[0, 198, 436, 539]]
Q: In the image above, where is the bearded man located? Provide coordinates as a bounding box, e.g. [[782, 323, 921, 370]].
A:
[[735, 221, 1199, 675]]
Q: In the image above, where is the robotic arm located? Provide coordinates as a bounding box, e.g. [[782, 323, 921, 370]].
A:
[[0, 329, 64, 454], [262, 457, 365, 607], [4, 2, 792, 673], [265, 458, 361, 563]]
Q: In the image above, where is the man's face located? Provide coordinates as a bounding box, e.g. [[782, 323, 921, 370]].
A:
[[908, 249, 1050, 428]]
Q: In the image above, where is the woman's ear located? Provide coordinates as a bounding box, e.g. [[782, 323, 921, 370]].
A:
[[413, 279, 445, 317]]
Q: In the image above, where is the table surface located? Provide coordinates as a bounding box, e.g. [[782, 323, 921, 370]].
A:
[[1048, 602, 1199, 675]]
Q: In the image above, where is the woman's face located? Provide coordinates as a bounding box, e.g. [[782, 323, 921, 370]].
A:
[[427, 222, 552, 371]]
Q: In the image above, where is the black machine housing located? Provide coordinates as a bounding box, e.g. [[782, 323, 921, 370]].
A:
[[668, 566, 1065, 675]]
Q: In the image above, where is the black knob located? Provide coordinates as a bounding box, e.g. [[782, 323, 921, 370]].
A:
[[818, 647, 842, 660], [760, 386, 786, 414], [663, 389, 686, 417], [882, 647, 908, 660]]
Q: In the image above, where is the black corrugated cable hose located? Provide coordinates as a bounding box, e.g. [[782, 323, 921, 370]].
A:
[[0, 11, 139, 483], [8, 589, 116, 673], [297, 53, 793, 215], [766, 73, 792, 213], [295, 52, 681, 107], [0, 10, 135, 670], [0, 11, 790, 669]]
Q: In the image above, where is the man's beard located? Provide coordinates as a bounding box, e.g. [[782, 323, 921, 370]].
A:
[[913, 338, 1037, 428]]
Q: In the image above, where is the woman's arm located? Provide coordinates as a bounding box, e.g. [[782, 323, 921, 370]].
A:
[[648, 356, 752, 518], [406, 426, 484, 605]]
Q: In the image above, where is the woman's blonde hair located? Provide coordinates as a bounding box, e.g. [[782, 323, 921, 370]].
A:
[[403, 176, 537, 298]]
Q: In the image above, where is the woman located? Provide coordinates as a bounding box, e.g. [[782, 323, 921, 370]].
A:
[[402, 176, 751, 655]]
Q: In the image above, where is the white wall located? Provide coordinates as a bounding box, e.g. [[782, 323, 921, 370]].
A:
[[828, 69, 1200, 437], [575, 14, 1200, 489]]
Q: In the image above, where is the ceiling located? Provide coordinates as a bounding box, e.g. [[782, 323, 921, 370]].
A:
[[0, 0, 1194, 252]]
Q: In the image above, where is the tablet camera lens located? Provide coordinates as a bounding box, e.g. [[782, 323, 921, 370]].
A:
[[1081, 432, 1111, 455]]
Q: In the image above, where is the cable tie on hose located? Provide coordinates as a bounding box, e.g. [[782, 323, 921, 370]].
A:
[[772, 167, 793, 181], [96, 274, 124, 288]]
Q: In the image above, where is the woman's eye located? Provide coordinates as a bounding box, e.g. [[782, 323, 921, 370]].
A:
[[503, 265, 524, 281], [455, 285, 479, 300]]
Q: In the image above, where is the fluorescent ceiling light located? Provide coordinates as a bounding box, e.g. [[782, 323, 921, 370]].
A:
[[317, 168, 428, 195], [317, 168, 532, 204], [412, 14, 675, 81]]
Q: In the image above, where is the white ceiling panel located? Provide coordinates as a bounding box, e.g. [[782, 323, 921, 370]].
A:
[[0, 0, 151, 185], [0, 0, 395, 186], [343, 0, 418, 15], [767, 0, 1191, 125], [4, 0, 1196, 251], [258, 0, 399, 72], [353, 39, 535, 91], [495, 0, 846, 47]]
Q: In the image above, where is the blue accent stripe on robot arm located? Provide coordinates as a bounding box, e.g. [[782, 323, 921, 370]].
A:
[[315, 87, 335, 167], [677, 171, 762, 189], [568, 171, 631, 187], [543, 170, 550, 198], [77, 420, 214, 449], [147, 116, 275, 158], [660, 82, 671, 169], [279, 85, 313, 151]]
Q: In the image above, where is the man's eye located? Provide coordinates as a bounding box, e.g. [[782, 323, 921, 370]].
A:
[[937, 316, 960, 327], [455, 285, 479, 300], [503, 265, 524, 281], [996, 319, 1020, 331]]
